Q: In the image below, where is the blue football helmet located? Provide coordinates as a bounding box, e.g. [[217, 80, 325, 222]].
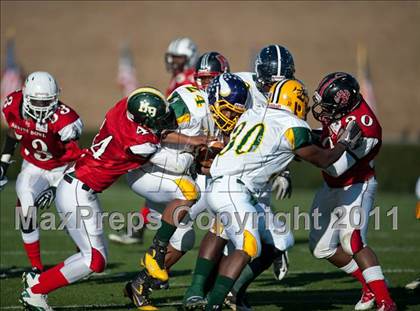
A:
[[207, 73, 248, 133]]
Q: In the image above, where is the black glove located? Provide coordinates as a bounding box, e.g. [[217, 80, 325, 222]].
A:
[[34, 186, 57, 209]]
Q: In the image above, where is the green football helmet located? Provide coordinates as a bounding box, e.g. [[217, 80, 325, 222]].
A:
[[127, 87, 177, 131]]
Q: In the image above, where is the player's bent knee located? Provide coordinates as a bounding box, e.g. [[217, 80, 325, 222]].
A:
[[311, 243, 337, 259], [341, 229, 364, 255], [180, 229, 195, 252], [243, 230, 260, 259], [89, 248, 107, 273], [174, 177, 200, 201]]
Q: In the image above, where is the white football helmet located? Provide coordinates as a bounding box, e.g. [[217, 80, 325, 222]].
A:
[[22, 71, 60, 123], [165, 37, 198, 72]]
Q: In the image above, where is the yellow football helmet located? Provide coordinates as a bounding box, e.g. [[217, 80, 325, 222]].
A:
[[267, 79, 309, 120]]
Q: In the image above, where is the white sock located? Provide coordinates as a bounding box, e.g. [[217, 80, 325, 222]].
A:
[[21, 228, 40, 244], [362, 265, 384, 283], [340, 259, 358, 274]]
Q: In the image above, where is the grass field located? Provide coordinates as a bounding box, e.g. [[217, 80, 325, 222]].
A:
[[1, 182, 419, 310]]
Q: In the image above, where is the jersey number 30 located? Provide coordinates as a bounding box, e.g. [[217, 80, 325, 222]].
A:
[[219, 122, 265, 156]]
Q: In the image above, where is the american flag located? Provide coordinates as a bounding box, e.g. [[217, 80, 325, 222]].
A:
[[1, 36, 23, 103], [117, 42, 138, 97], [357, 44, 377, 112]]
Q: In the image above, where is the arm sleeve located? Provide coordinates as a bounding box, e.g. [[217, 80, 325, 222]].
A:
[[149, 148, 194, 174], [129, 142, 159, 157], [168, 92, 191, 130], [323, 137, 379, 177], [284, 127, 312, 150], [58, 118, 84, 142]]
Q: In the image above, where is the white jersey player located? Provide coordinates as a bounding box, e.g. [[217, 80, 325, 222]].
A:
[[126, 84, 209, 256], [185, 78, 363, 310], [124, 52, 231, 309]]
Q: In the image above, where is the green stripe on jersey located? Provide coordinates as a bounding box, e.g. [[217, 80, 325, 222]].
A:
[[168, 92, 191, 124], [284, 127, 312, 150]]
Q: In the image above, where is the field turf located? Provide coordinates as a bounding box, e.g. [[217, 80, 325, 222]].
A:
[[1, 182, 419, 310]]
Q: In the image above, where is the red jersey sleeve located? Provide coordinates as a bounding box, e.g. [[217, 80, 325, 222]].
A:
[[74, 99, 160, 192], [1, 90, 23, 128]]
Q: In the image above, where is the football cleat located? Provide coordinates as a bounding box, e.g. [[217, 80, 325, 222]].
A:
[[405, 278, 420, 290], [355, 289, 375, 310], [141, 239, 168, 282], [124, 277, 157, 311], [108, 232, 144, 245], [22, 268, 41, 290], [224, 291, 252, 311], [272, 250, 289, 281], [376, 300, 397, 311], [19, 288, 53, 311], [183, 295, 207, 310]]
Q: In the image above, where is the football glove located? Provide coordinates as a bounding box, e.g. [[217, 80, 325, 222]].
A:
[[34, 186, 56, 209], [272, 170, 292, 200], [337, 120, 362, 149]]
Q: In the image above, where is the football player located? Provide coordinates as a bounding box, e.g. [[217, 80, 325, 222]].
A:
[[0, 71, 83, 274], [184, 45, 298, 310], [309, 72, 396, 311], [124, 52, 231, 309], [108, 50, 229, 247], [19, 87, 177, 311], [165, 37, 198, 96], [185, 78, 363, 310]]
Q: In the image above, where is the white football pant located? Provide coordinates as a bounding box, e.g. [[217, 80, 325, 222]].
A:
[[205, 176, 262, 259], [309, 177, 377, 258], [126, 164, 199, 252], [55, 176, 108, 283], [16, 160, 67, 243]]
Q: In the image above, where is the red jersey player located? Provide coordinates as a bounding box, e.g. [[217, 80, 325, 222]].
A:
[[165, 37, 198, 97], [109, 38, 199, 246], [0, 71, 83, 274], [309, 72, 396, 311], [19, 87, 178, 310]]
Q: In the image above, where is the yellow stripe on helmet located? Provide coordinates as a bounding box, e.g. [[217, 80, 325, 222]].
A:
[[127, 87, 166, 102]]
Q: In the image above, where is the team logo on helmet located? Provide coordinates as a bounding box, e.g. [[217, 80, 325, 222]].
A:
[[334, 89, 351, 104]]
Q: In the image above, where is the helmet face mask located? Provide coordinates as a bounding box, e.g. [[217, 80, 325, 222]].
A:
[[210, 100, 246, 134], [195, 72, 220, 91], [165, 37, 198, 74], [165, 53, 188, 74], [267, 79, 309, 120], [22, 71, 60, 124], [255, 45, 295, 96], [311, 72, 361, 123], [194, 52, 230, 91], [207, 73, 248, 134]]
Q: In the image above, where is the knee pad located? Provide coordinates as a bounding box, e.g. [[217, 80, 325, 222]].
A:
[[310, 242, 337, 259], [243, 230, 260, 259], [341, 229, 364, 255], [89, 248, 107, 273], [174, 177, 200, 201]]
